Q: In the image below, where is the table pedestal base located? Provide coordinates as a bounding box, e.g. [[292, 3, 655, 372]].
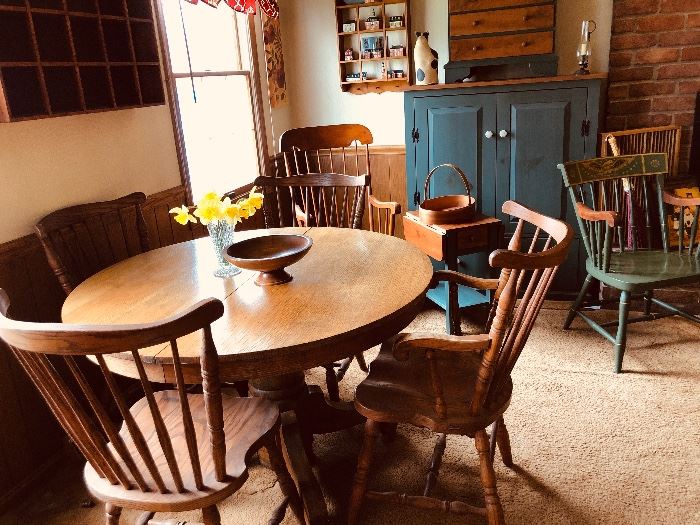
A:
[[250, 372, 364, 524]]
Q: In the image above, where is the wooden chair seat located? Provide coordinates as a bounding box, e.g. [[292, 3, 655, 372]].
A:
[[588, 251, 700, 292], [85, 391, 278, 513], [355, 335, 513, 435]]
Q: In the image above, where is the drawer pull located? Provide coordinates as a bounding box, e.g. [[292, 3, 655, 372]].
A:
[[472, 45, 482, 52], [523, 15, 529, 22], [472, 20, 480, 26], [521, 41, 529, 48]]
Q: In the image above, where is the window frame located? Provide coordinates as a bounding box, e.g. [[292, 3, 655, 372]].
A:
[[153, 1, 270, 204]]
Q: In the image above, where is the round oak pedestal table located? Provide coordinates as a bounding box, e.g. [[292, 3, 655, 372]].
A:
[[62, 227, 433, 524]]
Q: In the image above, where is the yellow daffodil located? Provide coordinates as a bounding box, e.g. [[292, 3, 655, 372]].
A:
[[238, 198, 255, 219], [223, 199, 241, 225], [200, 191, 221, 204], [248, 187, 264, 210], [193, 197, 224, 226], [169, 205, 196, 226]]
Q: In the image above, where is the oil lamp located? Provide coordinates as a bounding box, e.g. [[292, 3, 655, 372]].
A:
[[576, 20, 597, 75]]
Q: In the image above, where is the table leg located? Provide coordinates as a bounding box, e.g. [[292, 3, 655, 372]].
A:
[[445, 239, 461, 336], [250, 372, 364, 524]]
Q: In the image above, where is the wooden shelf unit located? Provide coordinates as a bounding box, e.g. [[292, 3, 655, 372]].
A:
[[0, 0, 165, 123], [335, 0, 411, 94]]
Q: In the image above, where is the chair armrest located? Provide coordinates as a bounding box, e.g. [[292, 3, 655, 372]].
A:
[[430, 270, 499, 291], [368, 194, 401, 215], [663, 191, 700, 207], [393, 332, 490, 360], [575, 202, 620, 228]]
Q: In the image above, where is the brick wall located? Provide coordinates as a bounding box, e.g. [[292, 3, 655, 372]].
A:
[[607, 0, 700, 175]]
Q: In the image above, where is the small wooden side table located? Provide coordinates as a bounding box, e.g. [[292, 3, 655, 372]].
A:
[[403, 211, 502, 335]]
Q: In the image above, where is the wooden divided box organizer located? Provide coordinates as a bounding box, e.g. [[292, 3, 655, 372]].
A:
[[445, 0, 557, 82], [335, 0, 411, 94], [0, 0, 165, 122]]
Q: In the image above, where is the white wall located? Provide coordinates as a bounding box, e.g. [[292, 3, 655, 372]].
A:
[[275, 0, 612, 146], [0, 106, 181, 243]]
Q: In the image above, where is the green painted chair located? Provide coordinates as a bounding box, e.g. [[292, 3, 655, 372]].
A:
[[559, 153, 700, 373]]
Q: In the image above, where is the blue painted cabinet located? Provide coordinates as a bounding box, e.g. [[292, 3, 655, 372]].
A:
[[405, 76, 604, 296]]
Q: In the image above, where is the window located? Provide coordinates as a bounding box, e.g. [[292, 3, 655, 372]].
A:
[[157, 0, 263, 201]]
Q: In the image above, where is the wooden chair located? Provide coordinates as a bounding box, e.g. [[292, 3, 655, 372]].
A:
[[35, 193, 151, 295], [348, 200, 573, 525], [254, 172, 373, 402], [0, 290, 302, 525], [278, 124, 402, 399], [600, 125, 682, 177], [559, 153, 700, 373]]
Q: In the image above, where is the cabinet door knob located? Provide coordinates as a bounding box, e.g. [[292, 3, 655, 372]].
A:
[[499, 130, 509, 138], [484, 130, 494, 139]]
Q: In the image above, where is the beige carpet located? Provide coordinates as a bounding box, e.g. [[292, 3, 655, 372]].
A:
[[2, 304, 699, 525]]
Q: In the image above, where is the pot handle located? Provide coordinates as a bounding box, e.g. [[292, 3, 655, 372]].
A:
[[423, 163, 473, 202]]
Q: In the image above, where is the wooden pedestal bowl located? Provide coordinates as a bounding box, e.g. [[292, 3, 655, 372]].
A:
[[225, 234, 313, 286]]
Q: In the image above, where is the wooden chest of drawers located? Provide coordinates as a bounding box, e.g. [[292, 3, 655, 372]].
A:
[[446, 0, 557, 82]]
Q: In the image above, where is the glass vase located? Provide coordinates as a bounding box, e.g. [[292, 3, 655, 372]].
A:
[[207, 221, 241, 278]]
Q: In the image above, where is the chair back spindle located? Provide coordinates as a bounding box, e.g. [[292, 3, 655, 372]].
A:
[[0, 290, 229, 495]]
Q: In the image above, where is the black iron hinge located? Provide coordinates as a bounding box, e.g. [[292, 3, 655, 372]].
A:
[[581, 119, 591, 137], [412, 128, 420, 143]]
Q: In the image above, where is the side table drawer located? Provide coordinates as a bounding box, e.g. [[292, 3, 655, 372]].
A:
[[456, 225, 489, 252]]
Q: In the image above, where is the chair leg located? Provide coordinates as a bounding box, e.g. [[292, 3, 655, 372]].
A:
[[355, 352, 368, 372], [495, 416, 513, 468], [564, 274, 594, 329], [475, 430, 505, 525], [644, 290, 653, 316], [105, 503, 122, 525], [614, 291, 632, 374], [324, 364, 340, 402], [348, 420, 380, 525], [263, 431, 304, 524], [202, 506, 221, 525]]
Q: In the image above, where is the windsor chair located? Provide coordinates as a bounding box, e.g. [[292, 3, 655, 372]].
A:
[[0, 291, 302, 525], [348, 200, 573, 525], [559, 153, 700, 373], [278, 124, 402, 399], [35, 193, 151, 295]]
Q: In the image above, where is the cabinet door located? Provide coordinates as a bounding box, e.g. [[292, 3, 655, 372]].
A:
[[411, 94, 497, 215], [495, 88, 588, 290], [495, 88, 587, 230]]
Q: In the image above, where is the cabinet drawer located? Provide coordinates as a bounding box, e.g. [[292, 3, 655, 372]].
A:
[[450, 31, 553, 61], [450, 0, 550, 12], [456, 225, 488, 252], [451, 5, 554, 37]]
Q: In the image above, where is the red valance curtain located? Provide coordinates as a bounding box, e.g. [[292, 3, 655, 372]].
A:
[[184, 0, 279, 18]]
